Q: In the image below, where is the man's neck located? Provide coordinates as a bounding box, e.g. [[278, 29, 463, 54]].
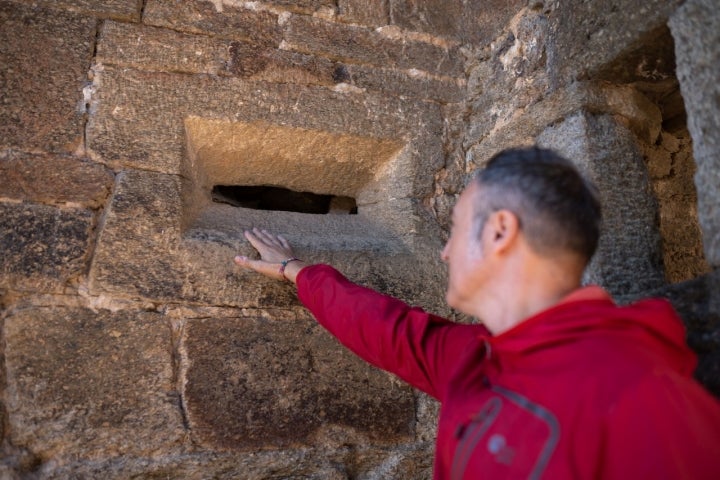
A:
[[475, 254, 583, 335]]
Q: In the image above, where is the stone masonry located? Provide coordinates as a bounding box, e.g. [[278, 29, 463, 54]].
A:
[[1, 0, 718, 478]]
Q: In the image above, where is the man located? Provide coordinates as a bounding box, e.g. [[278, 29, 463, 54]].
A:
[[234, 147, 720, 479]]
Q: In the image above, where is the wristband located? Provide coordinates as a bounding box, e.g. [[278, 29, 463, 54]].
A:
[[279, 257, 301, 279]]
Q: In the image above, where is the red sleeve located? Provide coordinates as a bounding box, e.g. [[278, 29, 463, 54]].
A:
[[296, 264, 487, 401], [600, 371, 720, 479]]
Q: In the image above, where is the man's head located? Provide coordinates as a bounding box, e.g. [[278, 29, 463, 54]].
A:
[[441, 147, 602, 325], [472, 147, 602, 263]]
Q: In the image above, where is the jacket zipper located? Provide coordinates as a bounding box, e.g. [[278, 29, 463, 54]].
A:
[[450, 394, 502, 480]]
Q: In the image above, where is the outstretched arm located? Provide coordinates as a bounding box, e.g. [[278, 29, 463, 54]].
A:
[[234, 228, 486, 400], [233, 227, 308, 283]]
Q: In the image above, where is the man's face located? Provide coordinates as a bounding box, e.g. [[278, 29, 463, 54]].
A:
[[440, 183, 489, 313]]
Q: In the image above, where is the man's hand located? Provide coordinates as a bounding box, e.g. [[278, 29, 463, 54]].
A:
[[234, 228, 307, 284]]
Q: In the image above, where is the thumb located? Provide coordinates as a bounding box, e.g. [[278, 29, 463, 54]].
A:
[[234, 255, 282, 280], [234, 255, 258, 270]]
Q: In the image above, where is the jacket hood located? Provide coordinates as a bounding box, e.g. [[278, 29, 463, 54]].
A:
[[486, 289, 697, 377]]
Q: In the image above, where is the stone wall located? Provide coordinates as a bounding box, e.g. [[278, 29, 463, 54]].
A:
[[1, 0, 718, 478]]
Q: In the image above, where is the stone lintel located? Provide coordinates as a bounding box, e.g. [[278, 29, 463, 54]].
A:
[[86, 66, 443, 183]]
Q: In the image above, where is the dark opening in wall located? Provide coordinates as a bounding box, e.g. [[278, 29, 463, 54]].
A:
[[212, 185, 357, 214]]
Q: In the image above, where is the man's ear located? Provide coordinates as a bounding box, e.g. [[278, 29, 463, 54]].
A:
[[485, 209, 520, 253]]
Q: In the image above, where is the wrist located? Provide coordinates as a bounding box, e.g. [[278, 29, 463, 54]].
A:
[[282, 260, 308, 284]]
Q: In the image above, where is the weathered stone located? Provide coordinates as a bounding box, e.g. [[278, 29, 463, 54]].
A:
[[670, 0, 720, 267], [0, 203, 94, 292], [390, 0, 523, 44], [89, 166, 447, 312], [348, 64, 466, 103], [0, 150, 113, 208], [263, 0, 336, 14], [283, 14, 464, 77], [86, 66, 444, 202], [25, 0, 140, 21], [97, 20, 344, 85], [89, 170, 186, 301], [538, 112, 665, 298], [4, 307, 185, 460], [467, 81, 662, 168], [182, 315, 415, 449], [463, 8, 552, 151], [97, 21, 231, 75], [144, 0, 282, 47], [34, 443, 434, 479], [338, 0, 389, 28], [227, 44, 338, 84], [389, 0, 463, 39], [643, 132, 710, 283], [546, 0, 683, 85], [184, 117, 404, 198], [0, 1, 95, 152]]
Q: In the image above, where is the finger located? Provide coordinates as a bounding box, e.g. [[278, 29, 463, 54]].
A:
[[277, 234, 291, 250], [259, 228, 282, 246], [253, 227, 280, 246], [244, 230, 265, 250]]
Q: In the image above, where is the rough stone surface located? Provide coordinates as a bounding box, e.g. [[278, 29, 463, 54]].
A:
[[546, 0, 684, 85], [463, 6, 552, 156], [263, 0, 336, 14], [670, 0, 720, 267], [390, 0, 525, 45], [96, 20, 233, 76], [0, 150, 113, 208], [338, 0, 389, 28], [144, 0, 282, 47], [182, 315, 415, 449], [284, 14, 464, 77], [538, 112, 665, 297], [25, 0, 140, 21], [467, 81, 662, 168], [4, 307, 185, 461], [643, 131, 710, 283], [89, 170, 186, 302], [86, 66, 443, 192], [96, 21, 462, 102], [0, 203, 94, 293], [89, 169, 449, 312], [2, 0, 720, 477], [184, 117, 404, 198], [0, 1, 95, 153], [32, 444, 434, 479], [348, 64, 465, 103]]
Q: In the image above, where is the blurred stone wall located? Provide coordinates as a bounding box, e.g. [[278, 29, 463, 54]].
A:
[[1, 0, 718, 478]]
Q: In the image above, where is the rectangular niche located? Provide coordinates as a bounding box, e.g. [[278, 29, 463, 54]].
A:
[[182, 117, 409, 251]]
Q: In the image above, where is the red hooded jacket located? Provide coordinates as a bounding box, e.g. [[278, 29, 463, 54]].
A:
[[297, 264, 720, 479]]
